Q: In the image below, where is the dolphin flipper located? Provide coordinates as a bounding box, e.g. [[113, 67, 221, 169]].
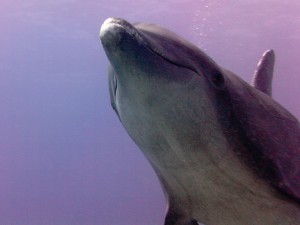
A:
[[189, 219, 203, 225], [182, 219, 203, 225], [251, 49, 275, 96]]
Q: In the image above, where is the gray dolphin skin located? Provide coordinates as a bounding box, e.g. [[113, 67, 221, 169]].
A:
[[100, 18, 300, 225]]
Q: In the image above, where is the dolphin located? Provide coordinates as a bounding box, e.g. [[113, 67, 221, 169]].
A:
[[100, 18, 300, 225]]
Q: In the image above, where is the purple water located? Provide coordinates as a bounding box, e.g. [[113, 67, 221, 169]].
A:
[[0, 1, 299, 224]]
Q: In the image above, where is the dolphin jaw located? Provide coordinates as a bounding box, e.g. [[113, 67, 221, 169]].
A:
[[100, 18, 185, 70], [100, 18, 123, 39], [100, 18, 147, 51]]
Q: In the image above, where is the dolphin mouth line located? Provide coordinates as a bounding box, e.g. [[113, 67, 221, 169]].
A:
[[102, 18, 197, 73], [104, 18, 172, 61]]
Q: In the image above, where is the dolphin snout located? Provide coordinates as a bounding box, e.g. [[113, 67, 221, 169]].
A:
[[100, 17, 143, 54]]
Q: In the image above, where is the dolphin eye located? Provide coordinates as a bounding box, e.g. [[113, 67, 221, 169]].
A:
[[211, 71, 224, 87]]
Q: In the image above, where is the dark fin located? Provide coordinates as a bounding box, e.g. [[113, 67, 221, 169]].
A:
[[164, 207, 183, 225], [164, 206, 203, 225], [189, 219, 202, 225], [251, 49, 275, 96], [184, 219, 203, 225]]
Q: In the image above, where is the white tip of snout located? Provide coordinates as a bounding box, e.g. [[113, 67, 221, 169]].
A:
[[100, 18, 116, 39]]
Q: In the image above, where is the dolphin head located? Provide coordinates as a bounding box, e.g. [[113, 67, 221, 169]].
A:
[[100, 18, 226, 148]]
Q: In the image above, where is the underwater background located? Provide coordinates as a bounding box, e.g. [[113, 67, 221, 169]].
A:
[[0, 0, 299, 224]]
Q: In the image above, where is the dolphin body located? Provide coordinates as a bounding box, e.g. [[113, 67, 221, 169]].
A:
[[100, 18, 300, 225]]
